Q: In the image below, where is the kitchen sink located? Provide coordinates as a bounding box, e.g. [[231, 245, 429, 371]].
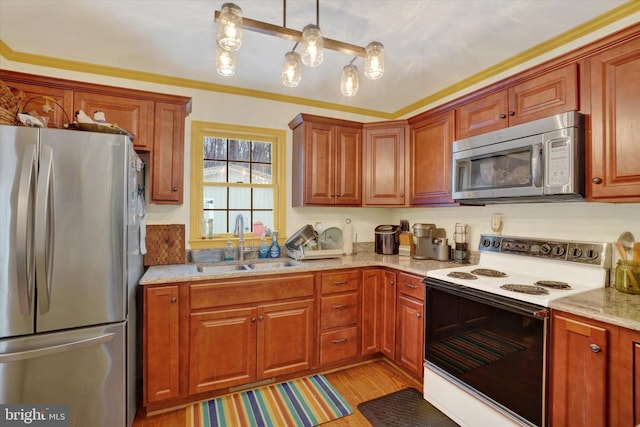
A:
[[197, 264, 251, 273], [247, 260, 297, 270]]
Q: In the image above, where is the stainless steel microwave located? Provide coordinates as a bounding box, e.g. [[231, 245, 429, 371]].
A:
[[451, 111, 585, 204]]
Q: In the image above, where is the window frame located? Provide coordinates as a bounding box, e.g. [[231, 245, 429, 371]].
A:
[[189, 121, 286, 249]]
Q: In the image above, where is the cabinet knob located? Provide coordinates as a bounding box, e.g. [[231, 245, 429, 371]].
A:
[[508, 111, 515, 116], [336, 193, 341, 197], [170, 297, 177, 303], [592, 177, 602, 184], [331, 193, 336, 197], [171, 186, 178, 192], [499, 113, 507, 119], [259, 315, 264, 321], [399, 193, 404, 198], [389, 280, 395, 286], [590, 343, 601, 353], [416, 312, 421, 318], [251, 317, 257, 322]]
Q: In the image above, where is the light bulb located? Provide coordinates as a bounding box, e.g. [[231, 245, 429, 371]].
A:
[[301, 24, 324, 67], [216, 47, 236, 76], [282, 51, 302, 87], [217, 3, 243, 52], [365, 41, 384, 80], [341, 64, 359, 97]]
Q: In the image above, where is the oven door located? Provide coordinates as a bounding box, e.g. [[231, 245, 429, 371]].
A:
[[424, 278, 548, 427]]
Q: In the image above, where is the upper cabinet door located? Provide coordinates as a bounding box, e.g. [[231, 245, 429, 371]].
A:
[[588, 37, 640, 202], [305, 121, 336, 205], [410, 110, 457, 206], [151, 102, 185, 204], [363, 122, 407, 206], [73, 91, 154, 151], [335, 125, 362, 206], [456, 90, 508, 139]]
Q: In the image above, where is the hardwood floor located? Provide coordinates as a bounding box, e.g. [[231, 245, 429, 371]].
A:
[[133, 360, 422, 427]]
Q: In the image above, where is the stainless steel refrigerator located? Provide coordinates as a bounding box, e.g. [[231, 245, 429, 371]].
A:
[[0, 125, 145, 426]]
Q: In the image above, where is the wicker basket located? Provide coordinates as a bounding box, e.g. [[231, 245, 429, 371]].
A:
[[0, 79, 25, 125]]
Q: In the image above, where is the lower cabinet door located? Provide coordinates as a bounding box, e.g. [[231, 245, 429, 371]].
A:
[[396, 295, 424, 378], [189, 307, 257, 394], [320, 326, 358, 366]]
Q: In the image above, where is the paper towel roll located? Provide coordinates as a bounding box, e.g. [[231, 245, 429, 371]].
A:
[[343, 219, 353, 255]]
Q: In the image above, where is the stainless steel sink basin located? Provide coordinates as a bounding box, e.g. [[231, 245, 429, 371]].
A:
[[197, 264, 251, 273], [247, 260, 297, 270]]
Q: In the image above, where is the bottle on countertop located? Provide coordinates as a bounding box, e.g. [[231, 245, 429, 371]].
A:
[[269, 230, 281, 258], [258, 235, 270, 259], [224, 238, 234, 261]]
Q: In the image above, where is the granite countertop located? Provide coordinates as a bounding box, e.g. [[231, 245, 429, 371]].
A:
[[550, 287, 640, 331], [139, 251, 640, 332], [139, 252, 459, 285]]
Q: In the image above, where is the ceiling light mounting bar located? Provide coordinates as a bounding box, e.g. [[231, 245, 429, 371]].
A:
[[214, 10, 366, 57]]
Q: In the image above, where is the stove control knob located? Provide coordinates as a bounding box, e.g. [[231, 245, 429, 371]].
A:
[[540, 244, 551, 255], [586, 249, 599, 260], [492, 240, 501, 248], [482, 238, 492, 247], [571, 247, 583, 258], [552, 246, 566, 256]]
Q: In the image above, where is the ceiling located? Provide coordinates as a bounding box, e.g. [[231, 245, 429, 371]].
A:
[[0, 0, 634, 117]]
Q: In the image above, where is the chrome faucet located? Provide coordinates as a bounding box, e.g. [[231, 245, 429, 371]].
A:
[[234, 214, 245, 260]]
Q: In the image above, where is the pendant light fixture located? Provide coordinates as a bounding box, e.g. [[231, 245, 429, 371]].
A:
[[301, 24, 324, 67], [341, 59, 359, 97], [213, 1, 384, 96], [282, 44, 302, 87], [364, 41, 384, 80], [216, 46, 236, 76], [217, 3, 243, 52]]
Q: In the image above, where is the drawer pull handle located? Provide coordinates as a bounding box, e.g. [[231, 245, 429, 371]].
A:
[[332, 338, 348, 344], [404, 283, 418, 289], [590, 344, 601, 353], [332, 304, 349, 309], [333, 280, 348, 285]]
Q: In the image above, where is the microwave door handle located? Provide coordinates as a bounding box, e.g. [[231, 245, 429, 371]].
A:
[[35, 144, 55, 315], [532, 143, 543, 187], [16, 145, 38, 316]]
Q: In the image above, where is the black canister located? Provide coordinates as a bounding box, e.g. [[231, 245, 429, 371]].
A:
[[375, 225, 401, 255]]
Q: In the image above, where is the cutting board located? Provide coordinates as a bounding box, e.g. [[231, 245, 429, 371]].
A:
[[144, 224, 186, 266]]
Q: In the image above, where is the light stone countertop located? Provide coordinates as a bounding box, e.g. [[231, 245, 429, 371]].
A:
[[550, 287, 640, 331], [139, 251, 640, 332]]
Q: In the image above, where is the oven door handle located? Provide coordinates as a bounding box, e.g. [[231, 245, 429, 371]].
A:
[[424, 278, 550, 318]]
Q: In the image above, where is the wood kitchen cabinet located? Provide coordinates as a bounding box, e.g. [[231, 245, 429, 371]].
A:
[[143, 285, 182, 404], [318, 270, 360, 367], [395, 273, 425, 379], [188, 274, 315, 394], [586, 36, 640, 202], [409, 109, 457, 206], [550, 310, 640, 427], [0, 70, 191, 205], [363, 121, 409, 206], [289, 114, 362, 206], [380, 270, 397, 360], [361, 269, 383, 355], [456, 63, 578, 139]]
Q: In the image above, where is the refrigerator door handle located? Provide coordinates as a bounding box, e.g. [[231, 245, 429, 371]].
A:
[[0, 332, 114, 363], [16, 144, 38, 316], [35, 144, 56, 315]]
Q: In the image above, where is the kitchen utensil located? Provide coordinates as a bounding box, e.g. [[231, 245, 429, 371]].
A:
[[617, 231, 635, 262], [634, 242, 640, 264]]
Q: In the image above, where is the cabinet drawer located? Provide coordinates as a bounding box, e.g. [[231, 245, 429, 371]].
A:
[[190, 274, 314, 309], [320, 327, 358, 365], [321, 293, 358, 330], [397, 273, 425, 301], [320, 270, 360, 294]]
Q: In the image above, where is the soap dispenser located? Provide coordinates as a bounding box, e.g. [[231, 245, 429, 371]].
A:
[[269, 230, 281, 258], [224, 238, 234, 261], [258, 235, 270, 259]]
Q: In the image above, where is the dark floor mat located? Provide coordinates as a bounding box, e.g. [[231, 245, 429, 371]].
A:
[[357, 388, 459, 427]]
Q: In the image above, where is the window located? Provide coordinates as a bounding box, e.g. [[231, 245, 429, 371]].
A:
[[190, 121, 286, 248]]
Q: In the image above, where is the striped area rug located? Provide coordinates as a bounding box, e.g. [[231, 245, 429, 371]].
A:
[[188, 374, 352, 427], [427, 329, 526, 375]]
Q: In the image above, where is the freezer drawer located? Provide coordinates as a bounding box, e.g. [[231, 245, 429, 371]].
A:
[[0, 323, 126, 427]]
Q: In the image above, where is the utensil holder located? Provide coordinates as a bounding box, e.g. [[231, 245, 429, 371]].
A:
[[615, 261, 640, 294]]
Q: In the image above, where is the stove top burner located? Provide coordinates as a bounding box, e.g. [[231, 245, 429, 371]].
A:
[[471, 268, 508, 277], [535, 280, 572, 289], [500, 284, 550, 295], [447, 272, 477, 280]]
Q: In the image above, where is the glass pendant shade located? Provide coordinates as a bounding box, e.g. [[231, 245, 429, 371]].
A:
[[341, 64, 359, 97], [282, 51, 302, 87], [364, 41, 384, 80], [216, 47, 236, 76], [301, 24, 324, 67], [217, 3, 243, 51]]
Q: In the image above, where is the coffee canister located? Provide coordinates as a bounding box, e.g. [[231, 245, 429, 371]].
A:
[[375, 225, 400, 255]]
